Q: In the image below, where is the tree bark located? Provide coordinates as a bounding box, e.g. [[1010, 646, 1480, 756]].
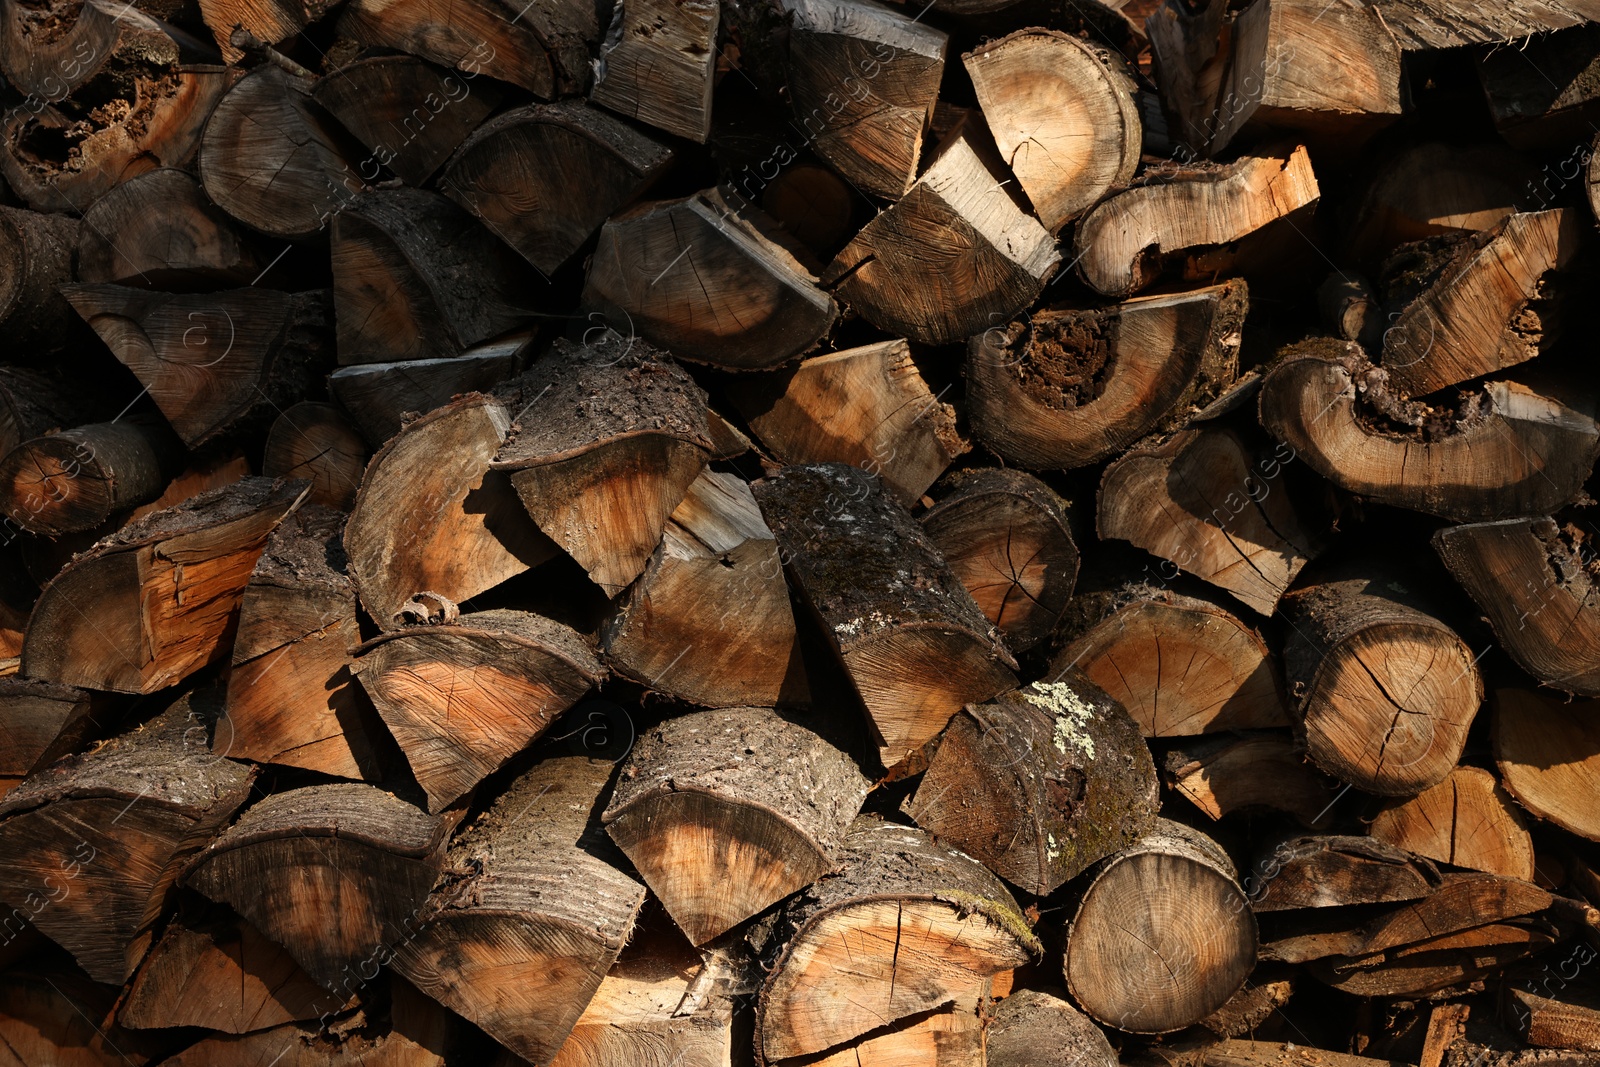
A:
[[1368, 766, 1536, 881], [1494, 689, 1600, 845]]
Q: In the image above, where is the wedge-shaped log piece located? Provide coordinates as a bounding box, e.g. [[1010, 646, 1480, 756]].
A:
[[729, 338, 966, 506], [492, 338, 713, 595], [1099, 429, 1318, 615], [0, 418, 180, 536], [262, 401, 367, 510], [753, 463, 1017, 767], [988, 988, 1119, 1067], [602, 470, 807, 706], [441, 102, 671, 276], [824, 125, 1058, 345], [786, 0, 946, 199], [1369, 766, 1535, 880], [329, 338, 524, 448], [591, 0, 718, 141], [0, 692, 254, 983], [63, 284, 332, 449], [23, 477, 304, 693], [331, 188, 538, 365], [227, 504, 379, 781], [0, 679, 97, 798], [755, 819, 1040, 1061], [0, 959, 163, 1066], [1281, 572, 1482, 796], [583, 190, 837, 368], [1065, 819, 1257, 1034], [1259, 341, 1600, 522], [906, 676, 1159, 895], [353, 610, 604, 812], [921, 469, 1077, 653], [0, 206, 79, 350], [1074, 145, 1320, 297], [76, 169, 265, 289], [1248, 835, 1442, 912], [1380, 210, 1583, 397], [1052, 579, 1289, 736], [187, 783, 447, 993], [1510, 986, 1600, 1052], [394, 756, 646, 1064], [964, 29, 1139, 231], [1495, 689, 1600, 844], [967, 280, 1246, 469], [1435, 517, 1600, 697], [344, 391, 553, 630], [1165, 734, 1337, 827], [604, 706, 870, 944]]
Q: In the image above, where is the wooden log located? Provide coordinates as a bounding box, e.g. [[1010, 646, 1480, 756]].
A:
[[393, 756, 646, 1064], [197, 0, 333, 60], [728, 338, 967, 506], [1281, 572, 1483, 796], [490, 337, 714, 595], [0, 679, 97, 799], [343, 390, 554, 630], [784, 0, 947, 199], [1073, 145, 1320, 298], [1258, 340, 1600, 522], [966, 280, 1247, 469], [1495, 689, 1600, 844], [822, 122, 1059, 345], [1443, 1020, 1600, 1067], [1098, 428, 1319, 615], [1064, 818, 1257, 1034], [0, 957, 164, 1066], [76, 168, 265, 289], [328, 338, 525, 448], [0, 418, 182, 537], [1133, 1039, 1411, 1067], [753, 462, 1017, 767], [1050, 578, 1290, 736], [1378, 210, 1583, 398], [1248, 835, 1441, 912], [920, 468, 1077, 653], [761, 162, 856, 255], [161, 1002, 449, 1067], [0, 205, 79, 350], [1164, 733, 1337, 827], [602, 469, 807, 707], [1510, 987, 1600, 1052], [22, 477, 304, 693], [1478, 24, 1600, 149], [1195, 974, 1298, 1039], [0, 367, 100, 462], [583, 189, 838, 369], [0, 0, 177, 101], [1348, 142, 1534, 265], [261, 401, 368, 510], [754, 819, 1039, 1061], [906, 675, 1160, 895], [313, 55, 502, 188], [226, 503, 379, 781], [1308, 918, 1563, 999], [988, 988, 1117, 1067], [1143, 0, 1230, 161], [1369, 766, 1535, 881], [0, 690, 255, 984], [352, 609, 604, 812], [186, 782, 448, 992], [603, 706, 870, 944], [591, 0, 718, 142], [963, 29, 1139, 231], [62, 284, 333, 449]]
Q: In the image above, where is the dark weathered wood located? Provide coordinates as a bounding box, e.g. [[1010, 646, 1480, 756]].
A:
[[0, 678, 98, 799], [1369, 766, 1535, 881], [987, 988, 1119, 1067], [261, 401, 368, 511], [1133, 1039, 1411, 1067], [0, 205, 79, 349], [0, 367, 103, 460], [1511, 987, 1600, 1052], [328, 334, 526, 448], [76, 168, 265, 289], [1495, 689, 1600, 844], [1249, 835, 1441, 912], [0, 0, 176, 101], [160, 986, 450, 1067], [1478, 23, 1600, 149], [591, 0, 718, 142], [1165, 733, 1338, 827]]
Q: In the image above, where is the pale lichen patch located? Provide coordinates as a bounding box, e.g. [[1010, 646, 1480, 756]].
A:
[[1023, 682, 1096, 760]]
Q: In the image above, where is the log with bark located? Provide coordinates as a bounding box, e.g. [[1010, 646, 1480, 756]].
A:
[[0, 417, 182, 536], [987, 988, 1120, 1067], [0, 205, 80, 350], [327, 334, 526, 447]]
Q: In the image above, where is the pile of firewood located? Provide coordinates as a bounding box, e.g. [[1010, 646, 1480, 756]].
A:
[[5, 0, 1600, 1062]]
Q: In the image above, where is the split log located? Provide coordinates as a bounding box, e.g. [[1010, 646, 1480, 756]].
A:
[[752, 462, 1017, 767], [1495, 689, 1600, 845], [1164, 734, 1337, 827], [1098, 428, 1319, 615], [0, 691, 255, 983], [1348, 142, 1533, 264], [313, 55, 502, 188], [0, 958, 163, 1066], [1050, 579, 1290, 736], [1378, 210, 1583, 397], [0, 0, 176, 101], [76, 168, 265, 289], [343, 390, 554, 630], [603, 706, 870, 943], [583, 189, 838, 368], [393, 756, 646, 1064], [161, 1004, 448, 1067], [198, 0, 333, 60], [905, 675, 1160, 895], [1308, 918, 1564, 999], [1510, 987, 1600, 1052], [1258, 341, 1600, 522], [0, 418, 182, 537], [352, 609, 604, 812], [328, 339, 524, 448], [1281, 572, 1483, 796], [754, 819, 1040, 1061], [1064, 818, 1257, 1033], [1195, 975, 1298, 1039], [601, 469, 807, 707], [1142, 0, 1229, 160], [490, 337, 713, 595], [198, 65, 362, 241], [22, 477, 304, 693], [0, 206, 78, 349], [186, 783, 448, 992], [1073, 145, 1320, 298], [966, 279, 1247, 469], [963, 29, 1139, 231], [0, 679, 98, 798], [920, 468, 1077, 652], [261, 401, 368, 510], [728, 338, 966, 506], [785, 0, 947, 199], [62, 284, 333, 449], [987, 988, 1118, 1067], [331, 188, 538, 364], [225, 503, 379, 781], [591, 0, 718, 141], [1248, 835, 1441, 912], [822, 122, 1059, 345], [1369, 767, 1535, 881]]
